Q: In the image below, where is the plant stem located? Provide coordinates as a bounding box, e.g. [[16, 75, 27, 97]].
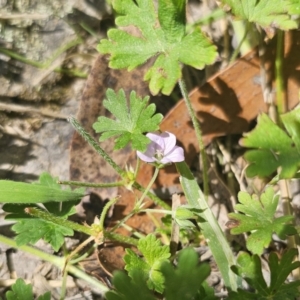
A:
[[25, 207, 95, 236], [136, 167, 160, 207], [65, 236, 95, 269], [120, 223, 145, 239], [69, 117, 125, 177], [275, 30, 286, 115], [109, 211, 136, 232], [178, 79, 209, 198], [139, 209, 172, 214], [104, 231, 138, 246], [58, 180, 124, 188], [186, 8, 225, 29], [132, 182, 170, 209], [229, 21, 250, 64], [134, 157, 141, 178], [0, 234, 109, 293], [231, 20, 256, 55], [0, 37, 87, 78], [170, 193, 181, 257], [274, 30, 300, 281], [98, 197, 119, 230], [60, 268, 68, 300]]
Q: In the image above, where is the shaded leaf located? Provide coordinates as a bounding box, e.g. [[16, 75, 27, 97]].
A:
[[161, 248, 212, 300], [37, 292, 51, 300], [105, 269, 156, 300], [241, 110, 300, 179], [221, 0, 298, 30], [228, 249, 300, 299]]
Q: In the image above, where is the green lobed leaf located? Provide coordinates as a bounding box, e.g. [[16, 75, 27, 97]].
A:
[[228, 187, 296, 255], [107, 247, 215, 300], [199, 281, 218, 300], [93, 89, 163, 151], [158, 0, 186, 43], [281, 105, 300, 153], [124, 234, 170, 293], [241, 111, 300, 179], [138, 234, 170, 265], [105, 269, 156, 300], [228, 249, 300, 299], [6, 279, 33, 300], [289, 0, 300, 14], [268, 248, 300, 292], [161, 248, 212, 300], [221, 0, 298, 30], [3, 203, 75, 251], [98, 0, 217, 95], [12, 218, 73, 251], [5, 278, 51, 300], [123, 248, 149, 279], [37, 292, 51, 300]]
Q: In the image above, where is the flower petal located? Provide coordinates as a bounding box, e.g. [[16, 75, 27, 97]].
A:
[[161, 132, 176, 155], [137, 150, 156, 162], [160, 146, 185, 164], [137, 131, 184, 164], [146, 132, 164, 150]]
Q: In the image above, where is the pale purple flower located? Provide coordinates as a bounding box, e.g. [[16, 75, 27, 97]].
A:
[[137, 132, 184, 164]]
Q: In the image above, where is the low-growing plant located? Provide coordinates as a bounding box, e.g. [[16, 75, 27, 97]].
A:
[[1, 0, 300, 299]]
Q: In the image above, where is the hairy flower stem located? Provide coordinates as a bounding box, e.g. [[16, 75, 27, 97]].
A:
[[133, 182, 170, 209], [60, 268, 68, 300], [25, 207, 96, 236], [178, 79, 209, 198], [98, 197, 119, 230], [58, 180, 125, 188], [275, 30, 286, 115], [63, 235, 95, 284], [140, 209, 172, 214], [104, 231, 138, 246], [229, 21, 251, 64], [0, 234, 109, 293], [136, 167, 160, 208], [109, 168, 164, 233], [69, 117, 125, 177]]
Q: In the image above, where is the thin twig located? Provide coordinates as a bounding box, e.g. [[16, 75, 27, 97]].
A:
[[170, 193, 180, 257], [0, 102, 68, 120], [0, 13, 49, 20], [178, 79, 209, 198]]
